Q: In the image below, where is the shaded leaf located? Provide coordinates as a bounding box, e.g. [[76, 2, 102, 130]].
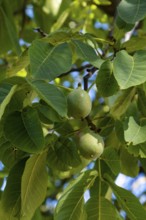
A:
[[120, 147, 139, 177], [113, 50, 146, 89], [36, 101, 63, 123], [21, 106, 45, 149], [117, 0, 146, 24], [114, 15, 134, 40], [21, 152, 48, 219], [54, 170, 97, 220], [72, 40, 102, 68], [3, 110, 44, 153], [96, 60, 119, 97], [29, 40, 72, 80], [105, 174, 146, 220], [1, 158, 27, 219], [110, 88, 136, 119], [29, 80, 67, 117], [137, 88, 146, 117], [102, 147, 120, 175], [47, 137, 81, 171], [0, 137, 26, 169]]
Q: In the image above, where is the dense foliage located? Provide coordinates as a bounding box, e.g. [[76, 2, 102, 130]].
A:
[[1, 0, 146, 219]]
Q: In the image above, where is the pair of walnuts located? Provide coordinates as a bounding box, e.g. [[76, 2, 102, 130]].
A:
[[67, 87, 104, 160]]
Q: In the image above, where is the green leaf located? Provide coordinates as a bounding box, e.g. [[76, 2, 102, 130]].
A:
[[114, 15, 134, 33], [0, 5, 21, 55], [96, 60, 119, 97], [85, 196, 122, 220], [21, 152, 48, 219], [3, 109, 44, 153], [117, 0, 146, 24], [122, 36, 146, 53], [0, 82, 17, 120], [72, 40, 101, 68], [7, 49, 29, 77], [127, 142, 146, 158], [124, 117, 146, 145], [54, 170, 97, 220], [29, 40, 72, 80], [105, 174, 146, 220], [21, 106, 45, 149], [110, 88, 136, 119], [113, 50, 146, 89], [137, 88, 146, 117], [120, 147, 139, 177], [0, 137, 26, 169], [102, 147, 120, 175], [36, 102, 63, 122], [1, 158, 27, 219], [47, 137, 81, 171], [29, 80, 67, 117]]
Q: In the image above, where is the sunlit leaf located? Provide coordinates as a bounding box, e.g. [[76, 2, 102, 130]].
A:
[[54, 170, 97, 220], [21, 152, 48, 219], [0, 82, 17, 120], [113, 50, 146, 89], [29, 40, 72, 80], [122, 37, 146, 53], [85, 196, 122, 220], [124, 117, 146, 145], [7, 49, 29, 77], [105, 174, 146, 220]]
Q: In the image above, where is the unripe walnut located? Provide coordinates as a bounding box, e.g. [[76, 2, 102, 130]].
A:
[[67, 88, 92, 119], [77, 130, 104, 160]]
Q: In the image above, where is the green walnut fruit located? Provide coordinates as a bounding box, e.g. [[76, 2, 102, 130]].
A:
[[77, 131, 104, 160], [67, 88, 92, 119]]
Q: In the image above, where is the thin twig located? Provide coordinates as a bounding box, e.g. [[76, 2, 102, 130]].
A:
[[33, 27, 48, 37], [58, 64, 92, 78]]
